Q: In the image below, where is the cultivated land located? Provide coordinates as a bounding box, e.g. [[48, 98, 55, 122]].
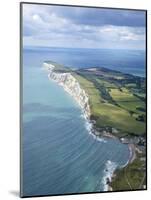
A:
[[73, 67, 146, 191], [73, 68, 146, 138], [45, 61, 146, 191]]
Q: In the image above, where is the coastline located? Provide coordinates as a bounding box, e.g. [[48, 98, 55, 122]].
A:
[[43, 62, 91, 119], [43, 61, 143, 192], [107, 143, 136, 191]]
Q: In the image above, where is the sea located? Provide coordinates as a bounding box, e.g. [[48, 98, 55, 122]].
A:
[[22, 47, 145, 196]]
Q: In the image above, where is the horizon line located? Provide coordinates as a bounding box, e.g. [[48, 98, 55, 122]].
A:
[[23, 45, 145, 51]]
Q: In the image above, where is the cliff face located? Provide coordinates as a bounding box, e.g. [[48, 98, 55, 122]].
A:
[[43, 62, 91, 119]]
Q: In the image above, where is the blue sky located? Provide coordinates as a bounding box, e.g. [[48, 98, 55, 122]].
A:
[[23, 4, 146, 50]]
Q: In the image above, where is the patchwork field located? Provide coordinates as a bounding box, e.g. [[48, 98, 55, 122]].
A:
[[109, 88, 145, 113], [73, 67, 146, 137], [46, 61, 146, 191]]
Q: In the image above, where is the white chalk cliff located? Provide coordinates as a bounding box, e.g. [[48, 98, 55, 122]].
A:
[[43, 62, 91, 119]]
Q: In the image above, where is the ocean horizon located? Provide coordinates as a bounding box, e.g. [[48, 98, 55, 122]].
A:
[[22, 46, 145, 196], [21, 2, 147, 195], [23, 46, 146, 77]]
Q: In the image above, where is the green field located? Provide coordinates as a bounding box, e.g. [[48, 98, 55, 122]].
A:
[[45, 62, 146, 137], [111, 152, 146, 191], [73, 68, 146, 137], [46, 61, 146, 191], [74, 68, 146, 191], [109, 88, 145, 114]]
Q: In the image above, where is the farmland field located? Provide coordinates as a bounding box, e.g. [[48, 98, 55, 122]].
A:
[[73, 67, 146, 137]]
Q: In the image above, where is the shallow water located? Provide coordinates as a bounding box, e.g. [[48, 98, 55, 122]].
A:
[[22, 47, 132, 196]]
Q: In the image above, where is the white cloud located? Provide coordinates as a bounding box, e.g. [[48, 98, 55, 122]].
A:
[[23, 4, 145, 50], [32, 14, 41, 21]]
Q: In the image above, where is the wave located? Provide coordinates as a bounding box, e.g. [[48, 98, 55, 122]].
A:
[[44, 63, 106, 144], [102, 160, 117, 191], [81, 113, 106, 143]]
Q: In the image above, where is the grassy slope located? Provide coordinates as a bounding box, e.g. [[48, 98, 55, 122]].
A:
[[73, 69, 146, 191], [109, 88, 145, 113], [46, 61, 146, 191], [73, 72, 145, 136], [111, 152, 146, 190]]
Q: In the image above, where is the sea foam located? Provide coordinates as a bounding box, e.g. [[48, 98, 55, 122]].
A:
[[83, 115, 106, 143], [102, 160, 117, 191]]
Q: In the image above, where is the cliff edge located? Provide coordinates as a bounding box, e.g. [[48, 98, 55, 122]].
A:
[[43, 62, 91, 120]]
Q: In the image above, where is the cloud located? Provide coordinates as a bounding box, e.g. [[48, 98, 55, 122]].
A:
[[22, 4, 146, 50], [53, 7, 146, 27], [99, 26, 145, 41]]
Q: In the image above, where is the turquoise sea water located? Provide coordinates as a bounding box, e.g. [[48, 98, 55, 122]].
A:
[[22, 47, 145, 196]]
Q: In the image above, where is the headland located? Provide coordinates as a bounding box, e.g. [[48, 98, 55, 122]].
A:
[[43, 60, 146, 191]]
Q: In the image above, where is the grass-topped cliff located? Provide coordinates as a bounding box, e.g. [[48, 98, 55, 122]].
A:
[[44, 61, 146, 191], [73, 67, 146, 138], [45, 61, 146, 138], [72, 66, 146, 191]]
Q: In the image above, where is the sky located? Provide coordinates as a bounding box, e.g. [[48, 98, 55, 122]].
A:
[[22, 4, 146, 50]]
